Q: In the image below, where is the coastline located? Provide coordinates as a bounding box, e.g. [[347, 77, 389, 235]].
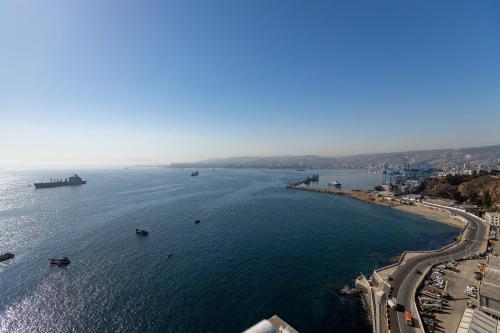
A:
[[289, 185, 477, 333], [287, 185, 465, 228]]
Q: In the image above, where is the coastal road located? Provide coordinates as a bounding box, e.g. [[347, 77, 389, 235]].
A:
[[387, 205, 488, 333]]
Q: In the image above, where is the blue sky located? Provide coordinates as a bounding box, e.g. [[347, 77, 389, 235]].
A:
[[1, 0, 499, 166]]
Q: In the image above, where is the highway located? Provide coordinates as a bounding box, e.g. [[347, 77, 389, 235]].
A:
[[387, 204, 489, 333]]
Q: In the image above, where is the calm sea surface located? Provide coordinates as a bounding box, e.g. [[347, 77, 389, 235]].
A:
[[0, 168, 458, 333]]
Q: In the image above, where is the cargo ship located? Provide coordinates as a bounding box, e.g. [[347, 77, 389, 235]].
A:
[[34, 174, 87, 189]]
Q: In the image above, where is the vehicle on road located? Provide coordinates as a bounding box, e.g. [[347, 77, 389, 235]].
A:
[[405, 311, 413, 326], [388, 297, 398, 310]]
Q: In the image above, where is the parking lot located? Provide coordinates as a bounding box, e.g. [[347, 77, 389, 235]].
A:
[[417, 259, 484, 333]]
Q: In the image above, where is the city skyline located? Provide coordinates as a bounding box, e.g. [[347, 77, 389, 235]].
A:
[[2, 0, 500, 167]]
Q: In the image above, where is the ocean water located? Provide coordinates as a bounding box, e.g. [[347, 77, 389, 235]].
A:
[[0, 168, 458, 333]]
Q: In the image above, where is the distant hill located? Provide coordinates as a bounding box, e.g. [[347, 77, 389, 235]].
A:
[[170, 144, 500, 171]]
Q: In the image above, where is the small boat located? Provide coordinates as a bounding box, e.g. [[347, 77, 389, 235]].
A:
[[191, 171, 199, 176], [194, 220, 201, 224], [167, 253, 174, 258], [328, 180, 342, 189], [136, 229, 149, 236], [49, 256, 70, 266], [0, 252, 14, 262]]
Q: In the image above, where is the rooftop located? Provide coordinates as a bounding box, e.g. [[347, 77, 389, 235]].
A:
[[456, 308, 499, 333], [483, 267, 500, 284], [480, 280, 500, 301], [488, 256, 500, 268]]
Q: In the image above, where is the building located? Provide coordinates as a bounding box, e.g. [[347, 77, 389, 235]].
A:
[[485, 212, 500, 227], [479, 280, 500, 317], [456, 308, 499, 333]]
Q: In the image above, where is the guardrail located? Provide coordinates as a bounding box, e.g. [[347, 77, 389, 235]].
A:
[[412, 264, 433, 333]]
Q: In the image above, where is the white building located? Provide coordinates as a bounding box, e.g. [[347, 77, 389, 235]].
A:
[[485, 212, 500, 227]]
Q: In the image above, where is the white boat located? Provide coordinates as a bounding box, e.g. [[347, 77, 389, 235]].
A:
[[328, 180, 342, 189]]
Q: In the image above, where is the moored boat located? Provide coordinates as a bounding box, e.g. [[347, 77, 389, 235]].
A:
[[49, 256, 70, 266], [328, 180, 342, 189]]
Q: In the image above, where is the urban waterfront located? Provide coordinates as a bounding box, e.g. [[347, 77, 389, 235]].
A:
[[0, 168, 459, 333]]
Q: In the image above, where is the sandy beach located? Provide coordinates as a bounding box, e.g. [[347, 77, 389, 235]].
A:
[[289, 185, 465, 228], [392, 204, 464, 228]]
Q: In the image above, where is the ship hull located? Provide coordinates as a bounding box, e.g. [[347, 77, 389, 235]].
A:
[[34, 181, 87, 189]]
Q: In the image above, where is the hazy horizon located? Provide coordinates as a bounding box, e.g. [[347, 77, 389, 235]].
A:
[[1, 142, 498, 170], [2, 1, 500, 167]]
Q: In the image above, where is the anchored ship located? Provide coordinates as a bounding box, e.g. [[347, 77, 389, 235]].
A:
[[34, 174, 87, 189]]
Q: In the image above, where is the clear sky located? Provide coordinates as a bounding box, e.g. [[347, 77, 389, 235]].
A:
[[1, 0, 499, 167]]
